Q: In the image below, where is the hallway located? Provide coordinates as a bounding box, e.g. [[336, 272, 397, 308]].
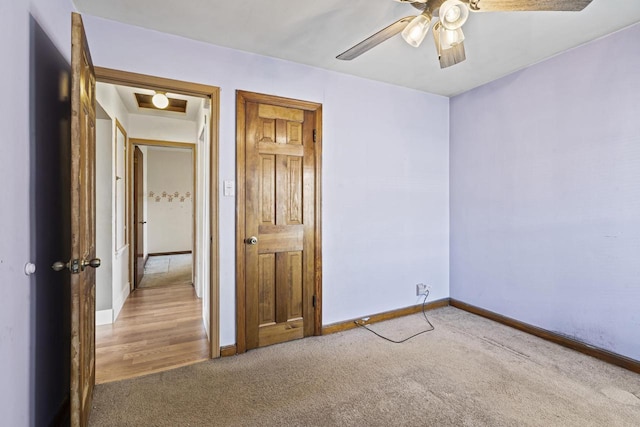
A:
[[139, 254, 193, 288], [95, 256, 208, 383]]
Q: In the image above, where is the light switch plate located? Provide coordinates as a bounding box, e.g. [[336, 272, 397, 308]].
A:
[[223, 180, 235, 197]]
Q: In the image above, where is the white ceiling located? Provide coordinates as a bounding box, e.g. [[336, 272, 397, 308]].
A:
[[75, 0, 640, 97]]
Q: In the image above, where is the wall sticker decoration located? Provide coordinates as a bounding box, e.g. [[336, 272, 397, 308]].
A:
[[149, 190, 192, 203]]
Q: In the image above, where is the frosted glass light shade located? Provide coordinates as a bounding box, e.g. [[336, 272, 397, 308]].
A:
[[439, 26, 465, 49], [152, 92, 169, 109], [440, 0, 469, 30], [401, 14, 431, 48]]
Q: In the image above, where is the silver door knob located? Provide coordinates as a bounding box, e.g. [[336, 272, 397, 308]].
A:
[[246, 236, 258, 245]]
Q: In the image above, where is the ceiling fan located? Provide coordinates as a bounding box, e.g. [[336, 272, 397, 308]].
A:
[[336, 0, 594, 69]]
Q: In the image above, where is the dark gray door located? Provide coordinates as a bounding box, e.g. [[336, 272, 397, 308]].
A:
[[30, 16, 72, 426]]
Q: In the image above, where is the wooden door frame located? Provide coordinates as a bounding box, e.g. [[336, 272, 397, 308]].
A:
[[235, 90, 323, 354], [94, 67, 221, 358], [113, 119, 130, 291]]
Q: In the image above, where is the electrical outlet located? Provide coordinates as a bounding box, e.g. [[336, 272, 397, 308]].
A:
[[355, 317, 370, 326], [416, 283, 431, 296]]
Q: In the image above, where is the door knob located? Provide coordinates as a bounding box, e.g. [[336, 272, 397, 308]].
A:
[[246, 236, 258, 245], [52, 261, 69, 272], [82, 258, 101, 269], [52, 258, 101, 273]]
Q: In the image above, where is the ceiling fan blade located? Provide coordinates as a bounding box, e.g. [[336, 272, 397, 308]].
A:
[[439, 41, 466, 69], [336, 16, 414, 60], [467, 0, 593, 12]]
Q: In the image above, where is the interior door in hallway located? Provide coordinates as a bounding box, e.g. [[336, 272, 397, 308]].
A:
[[238, 93, 322, 351], [69, 12, 98, 426], [134, 146, 145, 288]]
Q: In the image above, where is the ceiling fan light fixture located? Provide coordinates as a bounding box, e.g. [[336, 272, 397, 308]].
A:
[[439, 0, 469, 30], [152, 92, 169, 109], [336, 0, 594, 68], [401, 13, 431, 48], [439, 25, 465, 50]]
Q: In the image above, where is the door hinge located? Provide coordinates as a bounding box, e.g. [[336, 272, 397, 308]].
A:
[[313, 129, 317, 143], [312, 295, 317, 308]]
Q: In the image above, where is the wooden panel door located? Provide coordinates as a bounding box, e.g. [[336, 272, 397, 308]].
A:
[[239, 93, 321, 351], [133, 146, 145, 288], [70, 13, 97, 426]]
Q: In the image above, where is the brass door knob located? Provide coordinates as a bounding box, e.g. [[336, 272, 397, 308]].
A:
[[52, 258, 100, 273], [52, 261, 68, 272], [82, 258, 101, 269]]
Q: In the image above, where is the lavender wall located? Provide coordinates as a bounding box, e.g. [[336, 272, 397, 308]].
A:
[[450, 24, 640, 360], [1, 0, 75, 424], [81, 15, 450, 345], [0, 1, 31, 424]]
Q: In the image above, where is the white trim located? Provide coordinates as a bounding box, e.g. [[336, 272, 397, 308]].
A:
[[112, 280, 130, 322], [115, 244, 128, 257], [96, 309, 113, 326]]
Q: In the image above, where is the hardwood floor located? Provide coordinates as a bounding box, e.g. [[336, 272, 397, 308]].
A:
[[95, 284, 209, 384]]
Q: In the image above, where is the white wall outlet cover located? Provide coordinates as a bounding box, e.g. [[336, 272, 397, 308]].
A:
[[223, 180, 235, 197]]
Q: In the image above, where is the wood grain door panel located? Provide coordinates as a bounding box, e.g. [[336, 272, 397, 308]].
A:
[[70, 12, 96, 427], [240, 95, 321, 351]]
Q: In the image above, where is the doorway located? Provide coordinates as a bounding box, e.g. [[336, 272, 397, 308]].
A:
[[93, 68, 220, 367], [133, 145, 145, 288], [235, 91, 323, 353], [133, 141, 195, 291]]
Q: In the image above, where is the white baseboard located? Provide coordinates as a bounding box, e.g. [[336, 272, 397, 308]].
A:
[[112, 281, 130, 322], [96, 309, 113, 325]]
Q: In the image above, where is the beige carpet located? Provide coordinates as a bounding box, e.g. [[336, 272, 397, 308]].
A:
[[138, 254, 192, 288], [89, 307, 640, 426]]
